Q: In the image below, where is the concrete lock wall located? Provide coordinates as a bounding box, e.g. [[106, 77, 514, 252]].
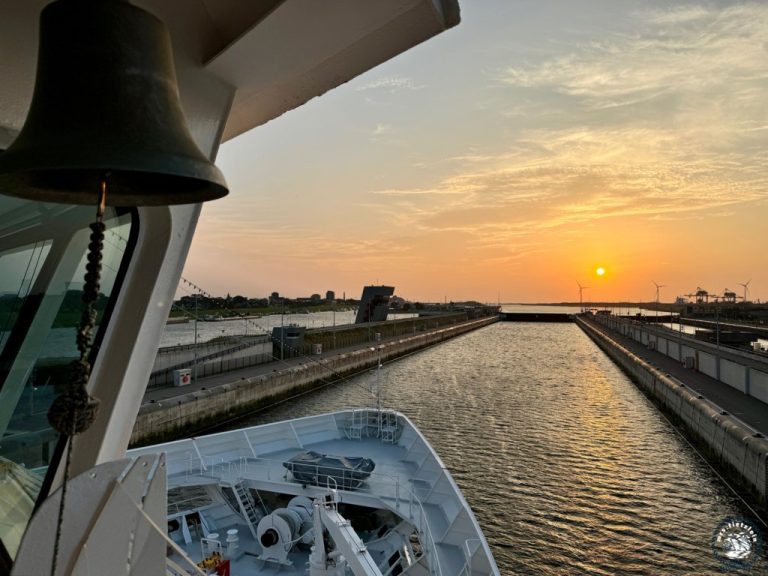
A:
[[667, 340, 679, 359], [681, 344, 697, 365], [131, 317, 498, 446], [751, 370, 768, 404], [610, 318, 768, 405], [720, 359, 747, 394], [698, 351, 717, 380], [148, 338, 275, 388], [577, 317, 768, 507]]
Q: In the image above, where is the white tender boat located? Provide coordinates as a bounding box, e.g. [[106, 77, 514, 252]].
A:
[[0, 0, 500, 574]]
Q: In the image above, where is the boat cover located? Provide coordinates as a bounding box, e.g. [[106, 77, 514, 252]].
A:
[[283, 451, 375, 489]]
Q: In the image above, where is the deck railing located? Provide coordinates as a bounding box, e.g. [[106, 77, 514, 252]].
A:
[[176, 454, 455, 575]]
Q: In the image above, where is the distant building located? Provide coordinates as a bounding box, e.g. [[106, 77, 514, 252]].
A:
[[355, 285, 395, 323], [326, 290, 335, 302], [269, 291, 281, 305]]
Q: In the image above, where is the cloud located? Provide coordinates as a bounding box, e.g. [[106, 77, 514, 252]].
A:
[[359, 112, 768, 254], [499, 3, 768, 121], [371, 123, 392, 136], [355, 75, 422, 92], [422, 2, 768, 245], [643, 5, 712, 24], [198, 2, 768, 296], [369, 187, 466, 197]]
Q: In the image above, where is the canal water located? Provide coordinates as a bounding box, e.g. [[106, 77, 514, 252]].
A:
[[221, 321, 767, 574]]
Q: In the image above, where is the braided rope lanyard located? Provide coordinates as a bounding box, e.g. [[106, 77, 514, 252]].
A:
[[47, 181, 106, 575]]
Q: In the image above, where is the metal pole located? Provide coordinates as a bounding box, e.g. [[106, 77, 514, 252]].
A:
[[376, 344, 382, 411], [716, 306, 721, 380], [281, 302, 285, 361], [193, 292, 198, 382], [716, 306, 720, 349]]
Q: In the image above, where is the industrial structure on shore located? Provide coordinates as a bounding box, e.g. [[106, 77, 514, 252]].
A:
[[354, 285, 395, 324]]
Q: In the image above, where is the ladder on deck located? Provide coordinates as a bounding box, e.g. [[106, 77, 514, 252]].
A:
[[379, 410, 399, 443], [232, 481, 262, 539], [347, 409, 364, 439]]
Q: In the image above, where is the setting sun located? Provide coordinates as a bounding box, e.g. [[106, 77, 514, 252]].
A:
[[596, 267, 606, 277]]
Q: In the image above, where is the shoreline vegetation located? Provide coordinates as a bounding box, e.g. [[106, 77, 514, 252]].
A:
[[166, 295, 489, 323], [0, 291, 109, 329]]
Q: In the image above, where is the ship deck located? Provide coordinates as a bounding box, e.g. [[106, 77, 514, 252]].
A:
[[129, 409, 499, 575]]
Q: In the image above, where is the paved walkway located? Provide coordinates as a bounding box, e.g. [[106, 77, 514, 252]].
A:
[[584, 318, 768, 435], [142, 339, 383, 405]]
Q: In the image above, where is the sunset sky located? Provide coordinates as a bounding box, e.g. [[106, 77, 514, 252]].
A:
[[183, 0, 768, 304]]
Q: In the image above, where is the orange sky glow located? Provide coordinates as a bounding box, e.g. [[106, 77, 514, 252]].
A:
[[183, 1, 768, 305]]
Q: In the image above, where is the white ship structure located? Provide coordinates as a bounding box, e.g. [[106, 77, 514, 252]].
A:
[[129, 409, 499, 575]]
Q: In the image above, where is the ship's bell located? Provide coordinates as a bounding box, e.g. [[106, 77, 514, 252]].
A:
[[0, 0, 228, 206]]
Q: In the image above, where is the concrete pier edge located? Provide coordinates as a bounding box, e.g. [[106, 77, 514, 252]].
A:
[[130, 316, 497, 447], [577, 316, 768, 512]]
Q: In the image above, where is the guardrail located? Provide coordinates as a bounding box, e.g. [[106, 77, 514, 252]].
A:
[[600, 315, 768, 365], [591, 314, 768, 404], [149, 339, 273, 388]]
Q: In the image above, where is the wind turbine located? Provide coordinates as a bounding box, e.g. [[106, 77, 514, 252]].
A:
[[577, 281, 589, 313], [652, 281, 666, 318], [738, 280, 751, 304]]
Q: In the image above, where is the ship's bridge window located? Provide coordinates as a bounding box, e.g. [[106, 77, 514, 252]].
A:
[[0, 194, 136, 561]]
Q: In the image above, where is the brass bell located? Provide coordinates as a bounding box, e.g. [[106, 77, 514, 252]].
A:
[[0, 0, 228, 206]]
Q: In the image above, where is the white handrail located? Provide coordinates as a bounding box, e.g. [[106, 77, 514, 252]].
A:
[[462, 539, 482, 575], [179, 454, 448, 575]]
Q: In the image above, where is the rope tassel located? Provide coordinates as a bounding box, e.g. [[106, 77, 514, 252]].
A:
[[48, 214, 105, 435], [47, 182, 107, 576]]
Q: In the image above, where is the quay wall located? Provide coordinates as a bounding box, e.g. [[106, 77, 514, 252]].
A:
[[602, 316, 768, 404], [130, 316, 498, 446], [576, 317, 768, 507]]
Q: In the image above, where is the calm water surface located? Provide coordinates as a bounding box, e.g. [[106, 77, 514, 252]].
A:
[[223, 322, 767, 574]]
